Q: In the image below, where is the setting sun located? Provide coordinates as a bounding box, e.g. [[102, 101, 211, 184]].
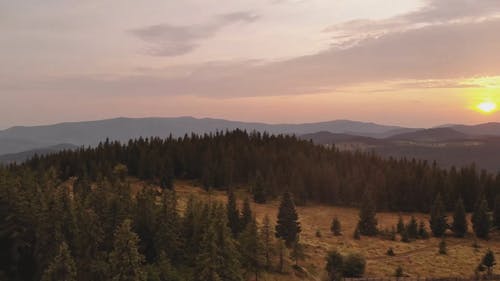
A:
[[476, 101, 497, 113]]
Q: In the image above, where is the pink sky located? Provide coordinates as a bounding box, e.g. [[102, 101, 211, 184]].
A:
[[1, 0, 499, 129]]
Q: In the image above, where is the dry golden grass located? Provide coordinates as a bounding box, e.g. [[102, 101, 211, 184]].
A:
[[147, 180, 500, 280]]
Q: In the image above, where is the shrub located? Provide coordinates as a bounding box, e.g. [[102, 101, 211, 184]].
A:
[[386, 247, 395, 256], [343, 254, 366, 277]]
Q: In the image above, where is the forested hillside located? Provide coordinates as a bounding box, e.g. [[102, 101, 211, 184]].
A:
[[2, 130, 500, 281], [19, 130, 500, 212]]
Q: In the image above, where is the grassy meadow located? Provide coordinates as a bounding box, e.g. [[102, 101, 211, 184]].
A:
[[157, 180, 500, 280]]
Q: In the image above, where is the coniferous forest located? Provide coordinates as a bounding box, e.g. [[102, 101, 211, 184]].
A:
[[1, 130, 500, 280]]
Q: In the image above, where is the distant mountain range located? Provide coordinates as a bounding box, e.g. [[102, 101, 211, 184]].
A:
[[0, 117, 499, 171]]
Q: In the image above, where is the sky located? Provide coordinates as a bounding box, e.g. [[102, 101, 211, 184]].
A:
[[1, 0, 500, 129]]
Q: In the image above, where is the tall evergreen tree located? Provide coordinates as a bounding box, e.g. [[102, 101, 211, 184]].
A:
[[429, 194, 447, 237], [357, 192, 378, 236], [252, 171, 267, 204], [406, 216, 418, 239], [41, 242, 77, 281], [240, 197, 253, 230], [239, 218, 262, 280], [481, 249, 496, 277], [290, 239, 305, 267], [331, 216, 342, 236], [472, 197, 491, 239], [452, 198, 468, 238], [155, 189, 183, 263], [194, 223, 221, 281], [275, 192, 301, 247], [493, 195, 500, 229], [212, 204, 243, 281], [260, 215, 274, 270], [396, 214, 405, 234], [418, 220, 429, 239], [226, 189, 241, 237], [276, 239, 287, 273], [109, 219, 146, 281]]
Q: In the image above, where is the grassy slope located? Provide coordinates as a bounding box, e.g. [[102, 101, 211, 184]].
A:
[[132, 180, 500, 280]]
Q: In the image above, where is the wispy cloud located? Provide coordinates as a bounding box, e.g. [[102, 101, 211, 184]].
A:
[[130, 11, 259, 56], [324, 0, 500, 47]]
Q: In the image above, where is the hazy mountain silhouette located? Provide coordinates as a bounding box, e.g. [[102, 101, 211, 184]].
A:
[[0, 117, 408, 155], [1, 117, 500, 171]]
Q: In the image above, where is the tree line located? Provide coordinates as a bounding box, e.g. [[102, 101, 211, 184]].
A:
[[13, 130, 500, 212]]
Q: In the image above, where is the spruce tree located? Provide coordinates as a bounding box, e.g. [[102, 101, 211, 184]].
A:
[[253, 171, 267, 204], [493, 195, 500, 229], [481, 249, 496, 277], [290, 238, 305, 267], [397, 214, 405, 234], [213, 204, 243, 281], [109, 219, 146, 281], [239, 218, 262, 280], [277, 239, 287, 273], [429, 194, 447, 237], [240, 197, 253, 231], [260, 215, 274, 270], [452, 197, 468, 238], [406, 216, 418, 239], [325, 250, 343, 281], [357, 192, 378, 236], [418, 220, 430, 239], [194, 223, 221, 281], [226, 189, 241, 237], [155, 189, 183, 263], [472, 197, 491, 239], [275, 192, 301, 247], [41, 242, 77, 281], [331, 216, 342, 236]]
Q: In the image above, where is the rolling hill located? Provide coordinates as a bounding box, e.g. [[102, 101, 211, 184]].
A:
[[0, 117, 410, 155]]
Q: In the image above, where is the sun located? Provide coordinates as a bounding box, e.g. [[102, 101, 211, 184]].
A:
[[476, 101, 497, 113]]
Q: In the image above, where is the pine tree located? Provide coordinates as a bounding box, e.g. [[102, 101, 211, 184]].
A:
[[260, 215, 274, 270], [277, 239, 287, 273], [155, 189, 183, 263], [406, 216, 418, 239], [472, 197, 491, 239], [275, 192, 301, 247], [493, 195, 500, 229], [429, 194, 447, 237], [331, 216, 342, 236], [439, 238, 447, 255], [213, 204, 243, 281], [325, 250, 343, 281], [290, 238, 305, 267], [194, 222, 221, 281], [418, 220, 430, 239], [41, 242, 77, 281], [253, 171, 267, 204], [240, 197, 253, 231], [239, 218, 262, 280], [226, 189, 241, 237], [109, 219, 146, 281], [452, 197, 468, 238], [397, 214, 405, 234], [357, 192, 378, 236], [481, 249, 496, 277]]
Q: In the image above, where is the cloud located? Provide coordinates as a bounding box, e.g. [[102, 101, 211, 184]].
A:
[[4, 1, 500, 99], [20, 17, 499, 98], [130, 11, 259, 56], [324, 0, 500, 47]]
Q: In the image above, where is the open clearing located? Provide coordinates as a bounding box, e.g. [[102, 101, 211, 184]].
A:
[[134, 180, 500, 280]]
